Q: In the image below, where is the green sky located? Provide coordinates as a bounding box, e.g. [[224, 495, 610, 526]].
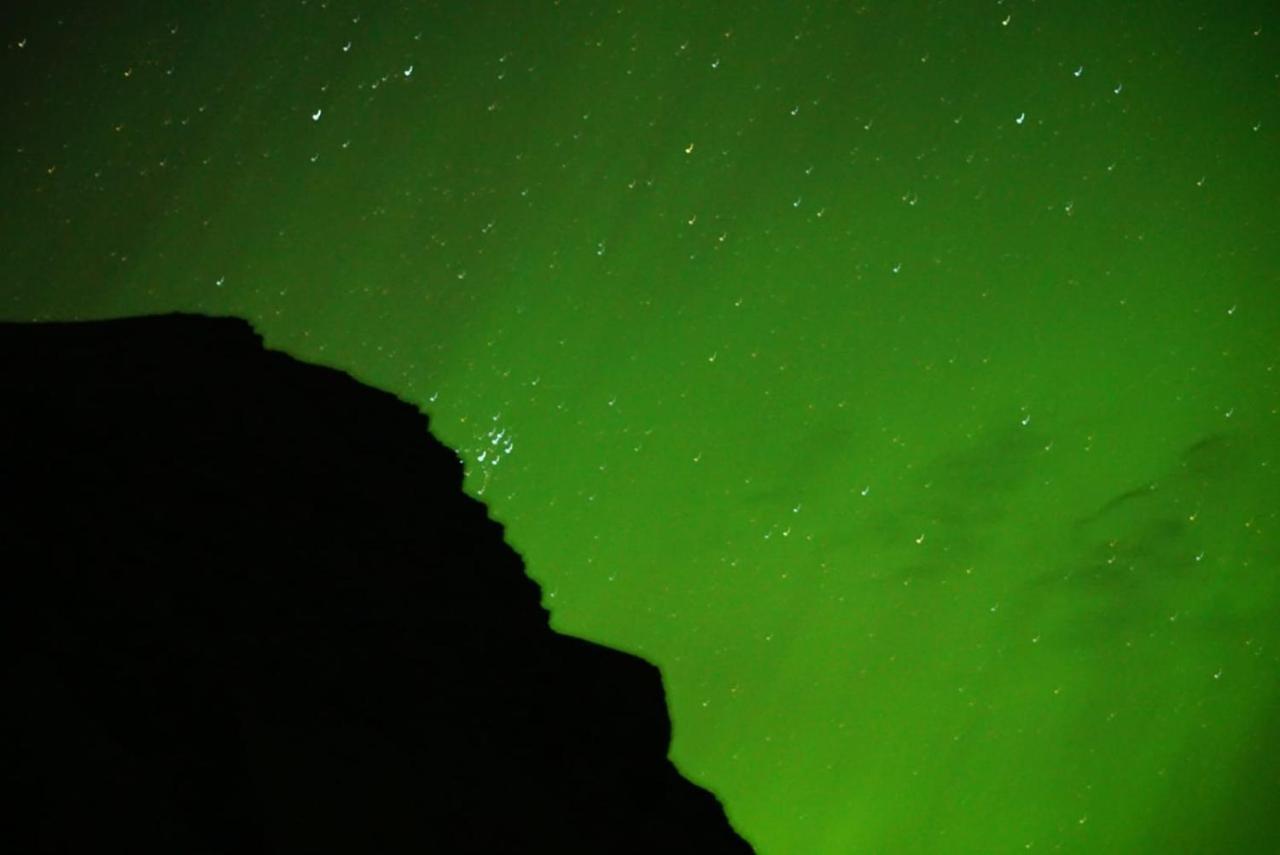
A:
[[4, 2, 1278, 851]]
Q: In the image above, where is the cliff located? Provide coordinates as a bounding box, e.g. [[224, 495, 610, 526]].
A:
[[1, 313, 754, 853]]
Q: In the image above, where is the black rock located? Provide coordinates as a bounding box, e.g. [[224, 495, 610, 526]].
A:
[[2, 313, 754, 854]]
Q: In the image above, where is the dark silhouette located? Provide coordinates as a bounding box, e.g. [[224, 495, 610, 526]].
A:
[[2, 313, 754, 854]]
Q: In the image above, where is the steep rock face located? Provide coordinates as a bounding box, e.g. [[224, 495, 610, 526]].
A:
[[2, 314, 753, 854]]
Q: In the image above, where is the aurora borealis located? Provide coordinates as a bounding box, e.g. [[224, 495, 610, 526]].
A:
[[4, 2, 1278, 851]]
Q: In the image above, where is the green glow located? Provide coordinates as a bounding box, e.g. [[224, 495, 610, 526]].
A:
[[5, 2, 1278, 850]]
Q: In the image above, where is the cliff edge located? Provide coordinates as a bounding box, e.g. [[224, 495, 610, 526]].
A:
[[2, 313, 753, 853]]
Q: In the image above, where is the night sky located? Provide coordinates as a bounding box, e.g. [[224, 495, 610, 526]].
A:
[[5, 2, 1279, 851]]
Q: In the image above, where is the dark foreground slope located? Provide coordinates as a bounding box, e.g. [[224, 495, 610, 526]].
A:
[[2, 314, 753, 854]]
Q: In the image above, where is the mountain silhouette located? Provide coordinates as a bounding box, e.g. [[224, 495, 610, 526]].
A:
[[2, 313, 754, 854]]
